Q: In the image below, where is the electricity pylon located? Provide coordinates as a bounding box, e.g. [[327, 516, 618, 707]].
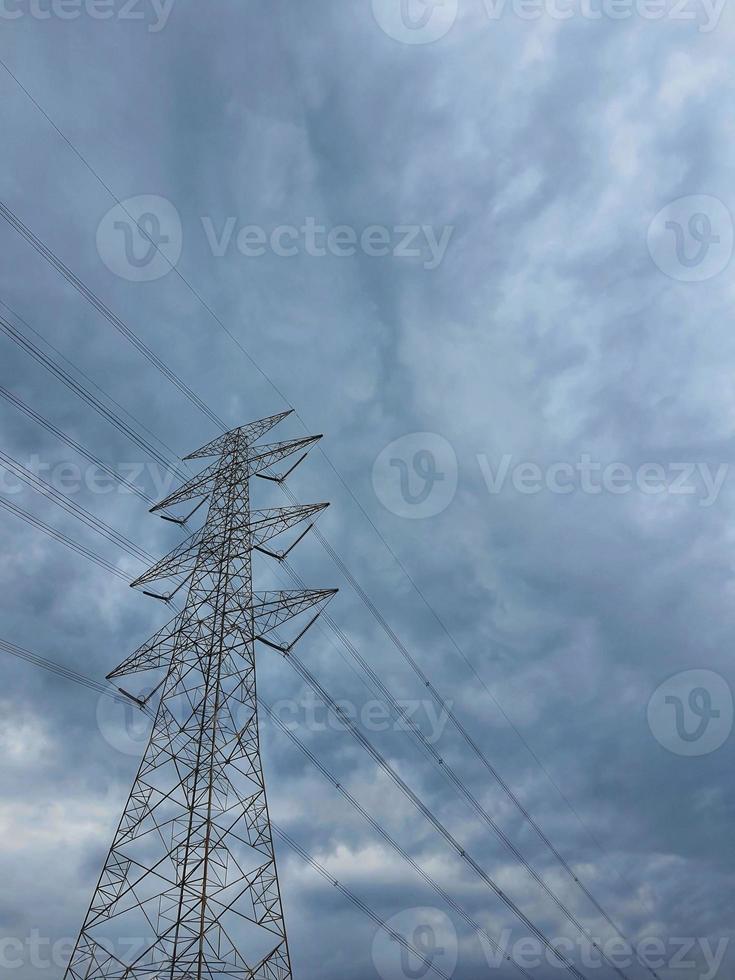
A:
[[65, 411, 336, 980]]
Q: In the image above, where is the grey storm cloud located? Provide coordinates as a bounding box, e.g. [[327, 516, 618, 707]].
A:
[[0, 2, 733, 979]]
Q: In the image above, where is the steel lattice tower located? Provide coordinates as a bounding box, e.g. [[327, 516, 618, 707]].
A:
[[65, 411, 336, 980]]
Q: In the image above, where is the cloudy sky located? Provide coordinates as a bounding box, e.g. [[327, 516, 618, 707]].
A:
[[1, 2, 734, 979]]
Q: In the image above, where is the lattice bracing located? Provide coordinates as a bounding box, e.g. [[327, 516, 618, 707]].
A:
[[66, 413, 335, 980]]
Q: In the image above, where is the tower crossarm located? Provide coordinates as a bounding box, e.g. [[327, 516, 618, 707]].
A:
[[129, 527, 207, 590], [252, 589, 338, 638], [150, 459, 221, 514], [247, 434, 322, 478], [106, 613, 182, 680], [183, 409, 294, 461], [130, 503, 329, 592], [250, 502, 328, 548]]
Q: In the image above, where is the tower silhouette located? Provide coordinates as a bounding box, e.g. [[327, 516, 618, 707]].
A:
[[65, 411, 336, 980]]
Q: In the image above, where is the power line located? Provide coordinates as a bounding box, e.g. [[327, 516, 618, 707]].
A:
[[0, 58, 660, 961], [0, 56, 294, 415], [0, 469, 595, 980], [274, 558, 645, 980], [0, 625, 529, 980], [0, 295, 181, 467], [0, 445, 187, 608], [261, 697, 538, 980], [0, 380, 638, 971], [4, 116, 586, 872], [279, 496, 658, 977], [0, 383, 156, 505], [273, 640, 589, 980], [0, 449, 153, 564], [0, 635, 120, 699], [271, 825, 453, 980], [0, 495, 129, 580], [0, 199, 225, 430], [0, 86, 636, 922], [2, 359, 639, 972], [0, 637, 450, 980], [0, 305, 187, 480], [0, 303, 653, 971]]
